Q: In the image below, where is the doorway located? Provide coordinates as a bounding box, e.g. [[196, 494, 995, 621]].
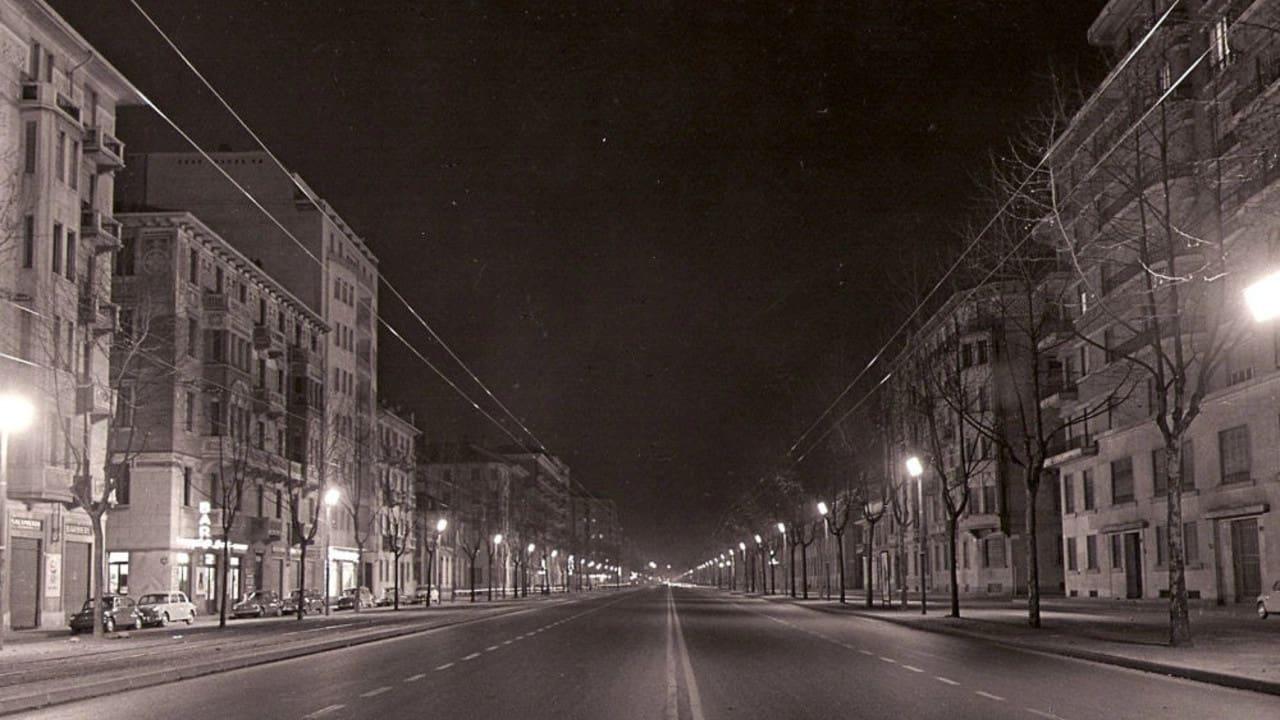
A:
[[1123, 532, 1143, 599], [1231, 518, 1262, 601], [62, 542, 91, 621], [11, 538, 41, 629]]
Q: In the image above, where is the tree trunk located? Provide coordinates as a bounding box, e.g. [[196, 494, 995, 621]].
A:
[[948, 518, 960, 618], [218, 541, 231, 628], [789, 540, 797, 598], [1165, 435, 1192, 646], [354, 545, 364, 613], [393, 553, 401, 610], [469, 554, 476, 603], [801, 545, 809, 599], [296, 540, 308, 620], [1025, 466, 1042, 628], [866, 522, 876, 608], [836, 532, 846, 604], [898, 525, 908, 609], [90, 511, 106, 637], [487, 555, 493, 601], [426, 549, 434, 607]]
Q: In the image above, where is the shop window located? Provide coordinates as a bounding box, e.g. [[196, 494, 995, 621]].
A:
[[108, 551, 130, 593]]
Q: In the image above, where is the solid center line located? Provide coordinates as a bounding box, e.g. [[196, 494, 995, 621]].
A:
[[462, 652, 481, 661], [303, 705, 346, 719], [404, 673, 425, 682], [901, 665, 924, 673], [976, 691, 1006, 702], [435, 663, 454, 671], [670, 588, 707, 720], [359, 687, 392, 698], [935, 676, 960, 686]]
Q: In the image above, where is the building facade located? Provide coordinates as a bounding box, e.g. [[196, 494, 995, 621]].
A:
[[0, 0, 142, 630], [374, 405, 419, 600], [107, 212, 327, 614]]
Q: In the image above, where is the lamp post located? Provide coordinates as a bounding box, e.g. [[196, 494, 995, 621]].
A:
[[488, 534, 503, 601], [818, 501, 830, 599], [525, 543, 535, 598], [753, 534, 765, 595], [906, 455, 927, 615], [738, 541, 748, 593], [322, 486, 341, 616], [0, 393, 34, 649], [776, 522, 786, 596], [426, 517, 446, 607], [550, 549, 559, 593]]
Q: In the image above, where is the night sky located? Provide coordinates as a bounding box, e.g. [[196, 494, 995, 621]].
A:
[[53, 0, 1105, 563]]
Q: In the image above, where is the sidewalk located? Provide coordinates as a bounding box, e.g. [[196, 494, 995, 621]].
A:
[[743, 589, 1280, 695], [0, 590, 585, 716]]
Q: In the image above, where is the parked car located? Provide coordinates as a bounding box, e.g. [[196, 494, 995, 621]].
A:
[[282, 589, 326, 615], [69, 595, 142, 634], [378, 588, 414, 606], [1258, 580, 1280, 618], [137, 591, 197, 627], [336, 586, 375, 610], [413, 586, 439, 604], [232, 590, 283, 618]]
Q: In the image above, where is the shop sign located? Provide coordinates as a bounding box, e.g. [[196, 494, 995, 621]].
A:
[[10, 517, 42, 532], [64, 524, 93, 537], [45, 554, 61, 597]]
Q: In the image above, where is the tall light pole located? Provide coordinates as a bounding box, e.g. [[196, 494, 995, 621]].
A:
[[738, 541, 748, 593], [776, 522, 786, 596], [0, 392, 34, 649], [550, 549, 559, 593], [906, 455, 927, 615], [753, 534, 765, 595], [323, 486, 341, 616], [525, 543, 535, 598], [488, 534, 503, 601], [818, 501, 830, 599], [426, 517, 447, 607]]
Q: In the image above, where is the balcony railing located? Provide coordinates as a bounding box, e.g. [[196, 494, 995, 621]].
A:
[[83, 127, 125, 170], [253, 324, 285, 358], [253, 386, 286, 418], [81, 210, 122, 253], [19, 81, 80, 122], [202, 291, 230, 314]]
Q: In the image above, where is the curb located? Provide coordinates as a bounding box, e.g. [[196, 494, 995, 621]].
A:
[[747, 593, 1280, 697], [0, 598, 568, 716]]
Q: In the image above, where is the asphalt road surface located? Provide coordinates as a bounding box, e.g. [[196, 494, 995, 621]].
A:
[[21, 586, 1280, 719]]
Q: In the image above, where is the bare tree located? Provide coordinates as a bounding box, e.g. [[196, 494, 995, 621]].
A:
[[820, 477, 853, 604], [858, 477, 888, 609], [377, 434, 416, 610], [208, 390, 253, 628]]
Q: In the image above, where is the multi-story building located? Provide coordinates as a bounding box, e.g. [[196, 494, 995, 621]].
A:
[[1040, 0, 1280, 603], [419, 442, 521, 598], [107, 212, 327, 614], [374, 405, 419, 599], [414, 438, 456, 599], [881, 283, 1065, 600], [116, 150, 382, 593], [0, 0, 142, 630]]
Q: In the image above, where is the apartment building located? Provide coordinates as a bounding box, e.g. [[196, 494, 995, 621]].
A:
[[374, 404, 419, 599], [882, 283, 1065, 600], [0, 0, 143, 630], [116, 151, 381, 592], [1041, 0, 1280, 603], [107, 212, 327, 614]]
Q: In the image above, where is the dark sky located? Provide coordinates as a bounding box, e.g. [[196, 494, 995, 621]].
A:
[[53, 0, 1105, 564]]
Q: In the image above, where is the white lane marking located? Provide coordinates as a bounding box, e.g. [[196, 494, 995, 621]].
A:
[[1025, 709, 1067, 720], [901, 664, 924, 673], [486, 645, 500, 651], [879, 657, 897, 664], [664, 589, 678, 720], [360, 686, 392, 698], [859, 650, 874, 656], [502, 640, 513, 645], [435, 662, 454, 671], [670, 588, 707, 720], [976, 691, 1006, 702], [935, 676, 960, 686], [462, 652, 481, 661], [404, 673, 425, 682], [303, 705, 346, 719]]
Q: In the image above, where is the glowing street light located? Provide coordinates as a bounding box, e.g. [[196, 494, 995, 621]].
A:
[[905, 456, 925, 479], [322, 486, 342, 616], [906, 456, 927, 615], [753, 534, 762, 545], [817, 501, 829, 516], [777, 522, 786, 534], [435, 518, 448, 533], [0, 392, 34, 649], [1245, 270, 1280, 322]]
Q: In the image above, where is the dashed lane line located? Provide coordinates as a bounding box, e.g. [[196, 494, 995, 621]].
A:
[[404, 673, 425, 682], [859, 650, 874, 656], [1025, 708, 1067, 720], [976, 691, 1006, 702], [879, 657, 897, 664], [303, 704, 346, 718], [486, 645, 500, 651], [462, 652, 482, 661], [360, 687, 392, 698], [502, 640, 513, 645], [901, 665, 924, 673], [435, 662, 454, 671], [935, 676, 960, 686]]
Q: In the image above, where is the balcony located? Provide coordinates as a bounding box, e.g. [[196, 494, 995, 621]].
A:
[[206, 511, 285, 545], [959, 512, 1000, 536], [78, 295, 119, 336], [1045, 434, 1099, 468], [6, 464, 76, 504], [253, 324, 285, 358], [287, 344, 313, 367], [253, 386, 286, 418], [202, 361, 250, 391], [75, 383, 113, 419], [81, 210, 122, 253], [1039, 382, 1079, 409], [19, 80, 81, 123], [202, 291, 230, 314], [83, 127, 125, 171]]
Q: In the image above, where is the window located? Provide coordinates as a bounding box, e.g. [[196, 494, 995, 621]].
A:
[[114, 464, 131, 505], [1219, 425, 1251, 484], [116, 235, 136, 276], [116, 385, 135, 427], [22, 215, 34, 268], [1084, 535, 1098, 570], [1111, 456, 1134, 504], [275, 489, 283, 519], [108, 552, 130, 594], [183, 467, 193, 506], [1210, 16, 1233, 69], [1078, 344, 1090, 376], [189, 248, 199, 284], [185, 391, 195, 432], [981, 484, 996, 514], [210, 400, 224, 436], [51, 222, 62, 275], [1153, 441, 1194, 495], [1110, 534, 1123, 570], [1184, 522, 1199, 565], [1063, 474, 1075, 513], [1158, 61, 1173, 93], [23, 121, 37, 174], [1083, 469, 1095, 510], [69, 141, 78, 190], [257, 485, 265, 517], [65, 231, 76, 280], [238, 282, 247, 304], [983, 536, 1007, 568], [976, 340, 989, 364], [1156, 525, 1168, 566], [55, 130, 65, 182]]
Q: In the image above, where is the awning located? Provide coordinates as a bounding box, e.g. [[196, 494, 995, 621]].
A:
[[1203, 503, 1269, 520]]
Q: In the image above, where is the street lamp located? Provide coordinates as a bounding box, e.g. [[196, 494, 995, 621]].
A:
[[425, 517, 447, 607], [0, 392, 34, 650], [906, 455, 927, 615], [1245, 270, 1280, 322], [817, 501, 829, 516], [322, 486, 342, 616]]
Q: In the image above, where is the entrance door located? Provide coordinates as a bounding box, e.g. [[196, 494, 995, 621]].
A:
[[1123, 532, 1143, 599], [11, 538, 41, 629], [62, 542, 91, 621], [1231, 518, 1262, 601]]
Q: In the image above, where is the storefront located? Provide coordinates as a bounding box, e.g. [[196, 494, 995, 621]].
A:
[[329, 547, 359, 596]]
